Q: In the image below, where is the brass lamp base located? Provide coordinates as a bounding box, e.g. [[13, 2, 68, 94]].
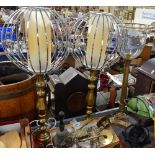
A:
[[34, 113, 51, 146], [110, 111, 131, 128], [34, 74, 51, 147], [34, 130, 51, 147]]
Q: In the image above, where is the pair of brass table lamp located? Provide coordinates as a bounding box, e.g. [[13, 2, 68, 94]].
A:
[[1, 7, 148, 146]]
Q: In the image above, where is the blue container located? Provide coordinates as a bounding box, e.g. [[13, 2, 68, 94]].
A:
[[0, 26, 16, 41], [0, 26, 16, 52]]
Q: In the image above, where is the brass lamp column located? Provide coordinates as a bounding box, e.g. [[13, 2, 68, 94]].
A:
[[119, 54, 131, 113], [35, 74, 51, 145], [86, 70, 97, 116], [110, 56, 131, 126], [111, 55, 131, 126]]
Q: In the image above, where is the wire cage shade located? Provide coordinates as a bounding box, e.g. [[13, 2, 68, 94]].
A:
[[69, 11, 124, 71], [1, 7, 68, 74]]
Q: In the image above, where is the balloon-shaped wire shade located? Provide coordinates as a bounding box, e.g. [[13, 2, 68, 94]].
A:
[[69, 11, 124, 71], [119, 23, 148, 60], [1, 7, 68, 74]]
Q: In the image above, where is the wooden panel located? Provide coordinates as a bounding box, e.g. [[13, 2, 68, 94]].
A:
[[139, 45, 152, 62], [134, 72, 152, 96]]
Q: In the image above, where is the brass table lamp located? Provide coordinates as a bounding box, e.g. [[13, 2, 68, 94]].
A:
[[111, 23, 148, 125], [1, 7, 68, 147], [119, 23, 148, 112], [69, 11, 124, 117]]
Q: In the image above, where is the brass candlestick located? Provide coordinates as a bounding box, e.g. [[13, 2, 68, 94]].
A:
[[86, 70, 97, 116], [35, 74, 51, 146]]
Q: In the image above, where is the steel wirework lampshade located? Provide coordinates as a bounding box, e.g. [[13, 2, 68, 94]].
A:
[[119, 23, 148, 60], [69, 11, 124, 71], [1, 7, 68, 74]]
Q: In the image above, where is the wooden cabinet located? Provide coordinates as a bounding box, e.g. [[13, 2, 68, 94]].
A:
[[134, 58, 155, 96], [139, 44, 152, 62]]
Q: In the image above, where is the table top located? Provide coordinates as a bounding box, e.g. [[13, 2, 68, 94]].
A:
[[56, 109, 155, 148]]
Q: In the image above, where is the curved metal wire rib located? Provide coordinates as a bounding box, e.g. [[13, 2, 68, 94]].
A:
[[68, 12, 124, 71], [1, 7, 68, 74]]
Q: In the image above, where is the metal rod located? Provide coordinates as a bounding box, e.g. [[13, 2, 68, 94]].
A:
[[119, 57, 131, 113]]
